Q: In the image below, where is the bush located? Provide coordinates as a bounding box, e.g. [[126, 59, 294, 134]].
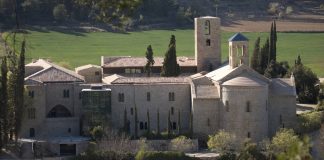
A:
[[320, 4, 324, 10], [90, 126, 105, 141], [53, 4, 67, 22], [73, 150, 134, 160], [170, 136, 195, 152], [297, 111, 322, 133], [135, 150, 196, 160], [286, 6, 293, 14], [207, 130, 236, 154]]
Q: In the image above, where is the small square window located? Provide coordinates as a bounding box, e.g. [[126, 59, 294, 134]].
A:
[[63, 89, 70, 98], [118, 93, 125, 102], [169, 92, 175, 101], [206, 39, 211, 46], [28, 91, 34, 98]]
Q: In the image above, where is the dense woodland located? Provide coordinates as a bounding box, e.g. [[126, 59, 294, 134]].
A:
[[1, 0, 323, 29]]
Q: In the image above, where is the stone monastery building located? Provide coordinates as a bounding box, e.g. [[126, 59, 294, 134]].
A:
[[21, 17, 296, 156]]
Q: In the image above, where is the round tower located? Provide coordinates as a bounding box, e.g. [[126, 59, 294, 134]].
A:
[[228, 33, 249, 69], [195, 16, 221, 72], [222, 74, 269, 143]]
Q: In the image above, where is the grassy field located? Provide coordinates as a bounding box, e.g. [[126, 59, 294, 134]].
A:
[[6, 29, 324, 76]]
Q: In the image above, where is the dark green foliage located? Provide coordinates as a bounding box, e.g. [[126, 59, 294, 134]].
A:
[[135, 150, 197, 160], [260, 38, 270, 74], [161, 35, 180, 77], [53, 4, 67, 22], [144, 45, 154, 77], [296, 111, 322, 134], [0, 57, 8, 145], [73, 150, 134, 160], [157, 109, 160, 135], [217, 152, 236, 160], [237, 140, 267, 160], [134, 106, 138, 138], [269, 21, 277, 63], [291, 55, 319, 103], [147, 109, 150, 133], [90, 126, 105, 141], [251, 37, 261, 73], [264, 60, 290, 78]]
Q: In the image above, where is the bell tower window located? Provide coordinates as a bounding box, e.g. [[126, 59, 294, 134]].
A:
[[204, 20, 210, 35]]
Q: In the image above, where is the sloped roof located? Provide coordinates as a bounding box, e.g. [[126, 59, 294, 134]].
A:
[[223, 73, 267, 87], [102, 74, 189, 84], [75, 64, 101, 72], [228, 33, 249, 42], [102, 56, 196, 68], [206, 64, 270, 85], [25, 59, 84, 83], [270, 78, 296, 96]]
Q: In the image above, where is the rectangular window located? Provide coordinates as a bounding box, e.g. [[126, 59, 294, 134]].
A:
[[207, 118, 210, 127], [279, 115, 283, 124], [140, 122, 144, 130], [144, 122, 148, 130], [79, 92, 82, 99], [130, 108, 134, 115], [118, 93, 124, 102], [247, 132, 251, 138], [28, 90, 34, 98], [136, 69, 141, 73], [206, 39, 211, 46], [169, 92, 175, 101], [171, 107, 174, 115], [225, 101, 229, 112], [63, 89, 70, 98], [172, 122, 177, 130], [125, 69, 131, 74], [246, 101, 251, 112], [28, 108, 36, 119], [29, 128, 35, 137], [147, 92, 151, 101]]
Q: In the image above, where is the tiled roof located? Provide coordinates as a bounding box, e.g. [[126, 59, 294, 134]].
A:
[[228, 33, 249, 42], [75, 64, 101, 72], [25, 59, 84, 83], [270, 78, 296, 96], [102, 56, 196, 68], [223, 73, 267, 87], [103, 74, 189, 84]]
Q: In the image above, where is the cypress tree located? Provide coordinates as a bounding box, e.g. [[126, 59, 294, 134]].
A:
[[157, 109, 160, 135], [144, 45, 155, 77], [1, 57, 8, 145], [177, 109, 181, 135], [269, 21, 277, 63], [269, 22, 274, 64], [147, 109, 150, 133], [134, 106, 138, 138], [167, 110, 171, 137], [260, 38, 270, 74], [123, 108, 128, 133], [251, 37, 261, 73], [161, 35, 180, 77]]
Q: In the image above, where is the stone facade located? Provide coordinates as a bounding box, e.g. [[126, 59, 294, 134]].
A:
[[195, 17, 221, 72], [19, 16, 297, 157]]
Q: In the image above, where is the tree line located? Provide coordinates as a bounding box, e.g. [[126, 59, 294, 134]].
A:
[[0, 0, 26, 149], [250, 21, 319, 104]]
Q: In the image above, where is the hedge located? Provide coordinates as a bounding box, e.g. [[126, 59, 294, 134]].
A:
[[135, 150, 197, 160]]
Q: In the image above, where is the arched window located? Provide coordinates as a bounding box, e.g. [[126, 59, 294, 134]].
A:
[[47, 105, 72, 118], [204, 20, 210, 35], [246, 101, 251, 112]]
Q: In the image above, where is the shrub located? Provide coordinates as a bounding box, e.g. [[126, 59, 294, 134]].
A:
[[53, 4, 67, 22], [135, 151, 196, 160], [170, 136, 195, 152], [286, 6, 293, 14], [271, 129, 299, 154], [73, 150, 134, 160], [90, 126, 105, 141], [297, 111, 322, 133], [207, 130, 236, 154], [320, 4, 324, 10]]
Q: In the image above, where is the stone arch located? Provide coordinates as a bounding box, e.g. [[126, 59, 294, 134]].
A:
[[47, 105, 72, 118]]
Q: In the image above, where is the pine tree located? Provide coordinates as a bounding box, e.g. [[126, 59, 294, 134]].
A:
[[134, 106, 138, 138], [144, 45, 155, 77], [147, 109, 150, 133], [251, 37, 261, 73], [157, 109, 160, 135], [161, 35, 180, 77], [1, 57, 8, 145]]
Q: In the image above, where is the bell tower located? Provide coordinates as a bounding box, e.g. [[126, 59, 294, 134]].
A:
[[228, 33, 249, 69], [195, 16, 221, 72]]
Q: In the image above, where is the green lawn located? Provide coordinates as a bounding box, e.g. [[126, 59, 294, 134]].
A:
[[8, 29, 324, 77]]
